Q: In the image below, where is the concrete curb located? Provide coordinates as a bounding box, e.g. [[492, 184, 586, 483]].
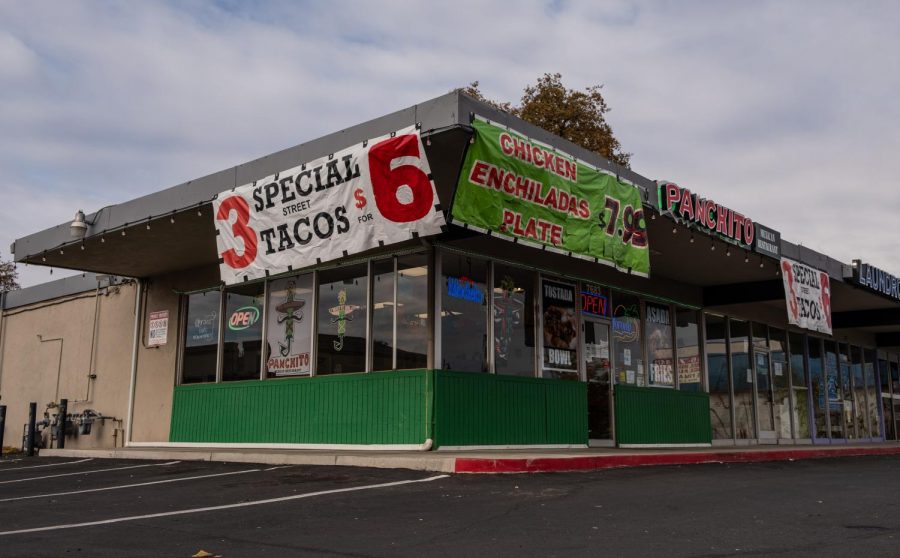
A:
[[453, 445, 900, 473], [39, 448, 457, 473], [38, 444, 900, 474]]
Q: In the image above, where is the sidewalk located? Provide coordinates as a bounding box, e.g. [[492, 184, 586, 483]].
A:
[[37, 442, 900, 474]]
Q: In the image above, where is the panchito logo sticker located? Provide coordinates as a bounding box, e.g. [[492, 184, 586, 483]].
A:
[[228, 306, 260, 331]]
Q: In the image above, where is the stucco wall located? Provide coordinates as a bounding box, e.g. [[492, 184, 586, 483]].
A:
[[130, 265, 219, 443], [0, 282, 137, 450]]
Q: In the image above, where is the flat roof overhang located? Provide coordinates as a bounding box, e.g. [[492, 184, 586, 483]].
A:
[[11, 91, 900, 345]]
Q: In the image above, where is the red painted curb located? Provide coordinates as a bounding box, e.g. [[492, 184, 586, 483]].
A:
[[453, 446, 900, 473]]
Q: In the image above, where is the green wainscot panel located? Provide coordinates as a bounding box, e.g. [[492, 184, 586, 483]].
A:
[[614, 385, 712, 445], [432, 371, 587, 448], [170, 369, 431, 445]]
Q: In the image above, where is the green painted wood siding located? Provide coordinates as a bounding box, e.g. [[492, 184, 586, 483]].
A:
[[433, 371, 587, 447], [169, 369, 431, 445], [614, 385, 712, 444]]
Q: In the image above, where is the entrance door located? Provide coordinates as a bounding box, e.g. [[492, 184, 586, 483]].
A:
[[584, 319, 613, 442], [755, 351, 777, 440]]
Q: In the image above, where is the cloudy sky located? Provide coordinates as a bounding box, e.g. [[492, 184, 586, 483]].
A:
[[2, 1, 898, 287]]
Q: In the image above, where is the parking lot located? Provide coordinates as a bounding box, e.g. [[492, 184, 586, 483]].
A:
[[1, 454, 899, 557]]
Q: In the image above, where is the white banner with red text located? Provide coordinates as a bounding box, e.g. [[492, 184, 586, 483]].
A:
[[780, 256, 832, 335], [213, 126, 445, 285]]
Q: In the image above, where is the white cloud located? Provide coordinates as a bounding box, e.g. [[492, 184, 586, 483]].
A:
[[0, 0, 898, 288]]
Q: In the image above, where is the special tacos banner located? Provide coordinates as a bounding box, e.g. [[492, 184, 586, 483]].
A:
[[214, 126, 445, 285], [451, 118, 650, 276], [780, 257, 832, 335]]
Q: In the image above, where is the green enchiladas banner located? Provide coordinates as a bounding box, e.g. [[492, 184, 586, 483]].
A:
[[451, 118, 650, 276]]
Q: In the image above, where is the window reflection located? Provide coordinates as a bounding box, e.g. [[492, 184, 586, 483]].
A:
[[675, 309, 701, 391], [223, 283, 265, 381], [789, 332, 810, 439], [440, 254, 488, 372], [730, 319, 754, 439], [183, 290, 220, 384], [317, 264, 368, 375], [612, 293, 642, 386], [705, 314, 731, 439], [493, 264, 535, 377], [396, 255, 428, 370], [372, 259, 394, 371]]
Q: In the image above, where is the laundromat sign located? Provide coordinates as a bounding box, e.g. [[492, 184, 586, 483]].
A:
[[658, 181, 755, 247]]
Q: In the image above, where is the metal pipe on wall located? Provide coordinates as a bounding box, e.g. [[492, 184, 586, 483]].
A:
[[124, 279, 144, 446]]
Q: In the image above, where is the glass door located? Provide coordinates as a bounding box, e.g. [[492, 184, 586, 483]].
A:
[[755, 350, 777, 440], [584, 318, 613, 441], [824, 341, 844, 440]]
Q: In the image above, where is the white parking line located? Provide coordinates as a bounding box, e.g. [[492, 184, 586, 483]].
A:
[[262, 465, 295, 471], [0, 474, 450, 536], [0, 458, 93, 471], [0, 461, 180, 485], [0, 468, 261, 502]]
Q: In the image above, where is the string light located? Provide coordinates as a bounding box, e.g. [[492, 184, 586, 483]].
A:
[[689, 234, 695, 243]]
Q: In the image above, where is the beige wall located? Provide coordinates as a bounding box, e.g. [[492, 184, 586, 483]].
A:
[[0, 282, 137, 450], [130, 265, 219, 443]]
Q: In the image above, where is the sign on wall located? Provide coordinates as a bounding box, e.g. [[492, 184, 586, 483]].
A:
[[852, 261, 900, 302], [213, 126, 445, 285], [148, 310, 169, 347], [753, 224, 781, 259], [541, 280, 578, 373], [658, 181, 755, 247], [452, 118, 650, 276], [780, 257, 832, 335]]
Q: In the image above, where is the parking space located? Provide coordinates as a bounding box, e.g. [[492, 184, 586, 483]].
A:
[[1, 455, 899, 557]]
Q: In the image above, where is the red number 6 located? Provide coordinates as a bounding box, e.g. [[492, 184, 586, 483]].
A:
[[217, 196, 257, 269], [368, 134, 433, 223]]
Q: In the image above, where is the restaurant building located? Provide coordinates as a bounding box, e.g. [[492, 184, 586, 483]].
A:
[[2, 91, 899, 451]]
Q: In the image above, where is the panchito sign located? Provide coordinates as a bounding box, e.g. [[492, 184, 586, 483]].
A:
[[451, 118, 650, 276], [657, 181, 755, 247], [780, 257, 832, 335], [213, 126, 445, 285], [266, 275, 313, 376], [852, 261, 900, 302]]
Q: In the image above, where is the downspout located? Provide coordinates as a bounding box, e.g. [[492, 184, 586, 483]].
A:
[[36, 336, 64, 401], [74, 281, 103, 403], [124, 279, 144, 446], [0, 291, 7, 399]]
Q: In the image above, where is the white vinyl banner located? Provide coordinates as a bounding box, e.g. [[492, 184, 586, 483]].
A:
[[213, 126, 445, 285], [780, 257, 832, 335]]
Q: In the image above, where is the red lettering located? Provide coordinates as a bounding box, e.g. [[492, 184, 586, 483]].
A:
[[469, 160, 489, 185], [499, 133, 513, 155]]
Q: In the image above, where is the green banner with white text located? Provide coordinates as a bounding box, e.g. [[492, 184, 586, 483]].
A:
[[451, 119, 650, 276]]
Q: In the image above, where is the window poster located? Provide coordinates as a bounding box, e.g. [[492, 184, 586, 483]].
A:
[[541, 279, 578, 377], [612, 293, 643, 385], [266, 274, 314, 377], [645, 302, 674, 387]]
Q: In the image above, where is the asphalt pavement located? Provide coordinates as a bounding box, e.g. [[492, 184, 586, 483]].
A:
[[0, 454, 898, 557]]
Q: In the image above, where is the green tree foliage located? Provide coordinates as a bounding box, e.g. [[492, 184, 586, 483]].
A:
[[0, 253, 19, 293], [461, 73, 632, 168]]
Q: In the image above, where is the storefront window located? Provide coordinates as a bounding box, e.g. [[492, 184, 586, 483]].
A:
[[645, 303, 674, 388], [222, 283, 264, 381], [851, 346, 867, 438], [396, 255, 429, 370], [788, 332, 810, 439], [880, 357, 894, 440], [612, 292, 643, 386], [864, 349, 880, 438], [729, 319, 754, 439], [770, 328, 791, 439], [824, 341, 843, 439], [265, 274, 314, 378], [808, 337, 828, 439], [840, 344, 855, 439], [705, 314, 731, 439], [891, 358, 900, 440], [493, 264, 535, 377], [675, 309, 701, 392], [317, 264, 368, 374], [440, 253, 488, 372], [182, 290, 221, 384], [541, 279, 578, 380], [372, 259, 394, 371]]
